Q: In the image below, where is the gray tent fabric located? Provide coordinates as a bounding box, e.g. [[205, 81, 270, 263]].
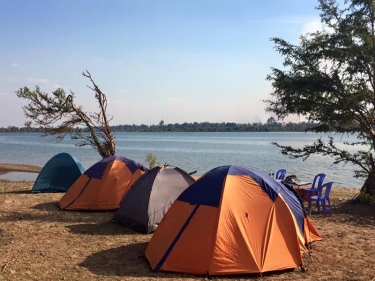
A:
[[113, 165, 195, 233], [32, 152, 85, 193]]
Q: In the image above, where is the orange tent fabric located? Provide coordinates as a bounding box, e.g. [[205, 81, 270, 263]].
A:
[[58, 156, 147, 211], [145, 165, 322, 276], [304, 217, 323, 244]]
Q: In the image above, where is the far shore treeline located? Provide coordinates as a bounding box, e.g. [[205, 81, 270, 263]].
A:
[[1, 118, 316, 133]]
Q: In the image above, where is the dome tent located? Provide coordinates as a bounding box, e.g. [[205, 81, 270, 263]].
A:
[[32, 152, 85, 193], [145, 165, 322, 276], [113, 165, 195, 233], [58, 156, 148, 210]]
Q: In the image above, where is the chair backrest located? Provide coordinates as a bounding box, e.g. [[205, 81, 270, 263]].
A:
[[311, 173, 326, 190], [275, 169, 286, 180], [319, 181, 334, 198]]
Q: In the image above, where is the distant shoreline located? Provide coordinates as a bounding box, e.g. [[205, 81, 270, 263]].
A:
[[0, 120, 317, 133], [0, 163, 42, 175]]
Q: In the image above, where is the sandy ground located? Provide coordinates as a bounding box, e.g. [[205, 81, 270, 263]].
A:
[[0, 173, 375, 280], [0, 164, 41, 175]]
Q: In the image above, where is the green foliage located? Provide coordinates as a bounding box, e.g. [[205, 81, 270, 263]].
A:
[[0, 121, 319, 133], [355, 193, 375, 205], [265, 0, 375, 195], [109, 121, 316, 132], [145, 153, 157, 169]]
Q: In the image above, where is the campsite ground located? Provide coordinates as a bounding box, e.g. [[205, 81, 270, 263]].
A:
[[0, 165, 375, 281]]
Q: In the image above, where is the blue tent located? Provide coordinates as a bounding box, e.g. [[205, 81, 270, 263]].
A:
[[32, 152, 85, 193]]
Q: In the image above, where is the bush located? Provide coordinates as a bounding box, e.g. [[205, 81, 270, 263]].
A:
[[145, 153, 157, 169], [355, 193, 375, 204]]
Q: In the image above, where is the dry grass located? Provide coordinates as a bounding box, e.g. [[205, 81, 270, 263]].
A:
[[0, 180, 374, 281]]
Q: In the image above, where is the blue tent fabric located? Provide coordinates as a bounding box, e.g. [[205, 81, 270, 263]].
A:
[[179, 165, 280, 207], [178, 166, 229, 208], [84, 155, 145, 179], [178, 165, 305, 236], [32, 152, 85, 193]]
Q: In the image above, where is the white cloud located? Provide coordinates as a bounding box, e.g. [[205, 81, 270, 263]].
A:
[[11, 63, 18, 68], [27, 78, 48, 83], [119, 89, 129, 94], [4, 77, 20, 83], [301, 19, 322, 35]]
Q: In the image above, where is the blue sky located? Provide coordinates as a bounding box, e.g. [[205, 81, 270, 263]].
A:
[[0, 0, 321, 127]]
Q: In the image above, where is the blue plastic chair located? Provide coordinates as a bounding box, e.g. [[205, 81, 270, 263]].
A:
[[303, 173, 326, 202], [275, 169, 286, 180], [308, 181, 333, 217]]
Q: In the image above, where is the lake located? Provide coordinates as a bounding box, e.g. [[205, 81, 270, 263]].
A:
[[0, 132, 364, 188]]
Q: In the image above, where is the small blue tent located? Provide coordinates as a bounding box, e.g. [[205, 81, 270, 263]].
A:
[[32, 152, 85, 193]]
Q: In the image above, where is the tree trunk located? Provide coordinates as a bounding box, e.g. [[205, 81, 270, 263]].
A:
[[360, 173, 375, 197]]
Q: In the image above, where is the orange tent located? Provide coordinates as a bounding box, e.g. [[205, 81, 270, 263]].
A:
[[145, 165, 321, 276], [58, 156, 148, 211]]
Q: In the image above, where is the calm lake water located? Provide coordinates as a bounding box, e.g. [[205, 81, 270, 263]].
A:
[[0, 132, 364, 188]]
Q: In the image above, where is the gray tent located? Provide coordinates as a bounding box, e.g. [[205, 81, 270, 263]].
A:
[[113, 165, 195, 234]]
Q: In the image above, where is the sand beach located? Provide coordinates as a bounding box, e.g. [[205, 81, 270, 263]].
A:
[[0, 164, 374, 280]]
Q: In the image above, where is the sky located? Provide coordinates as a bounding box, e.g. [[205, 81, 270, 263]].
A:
[[0, 0, 322, 127]]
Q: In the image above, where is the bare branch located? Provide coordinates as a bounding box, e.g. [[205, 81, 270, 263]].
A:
[[16, 71, 116, 159]]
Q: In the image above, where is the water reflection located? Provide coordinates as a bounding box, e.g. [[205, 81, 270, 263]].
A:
[[0, 172, 38, 182]]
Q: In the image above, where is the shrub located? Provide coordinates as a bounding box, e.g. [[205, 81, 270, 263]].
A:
[[355, 193, 375, 205], [145, 153, 157, 169]]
